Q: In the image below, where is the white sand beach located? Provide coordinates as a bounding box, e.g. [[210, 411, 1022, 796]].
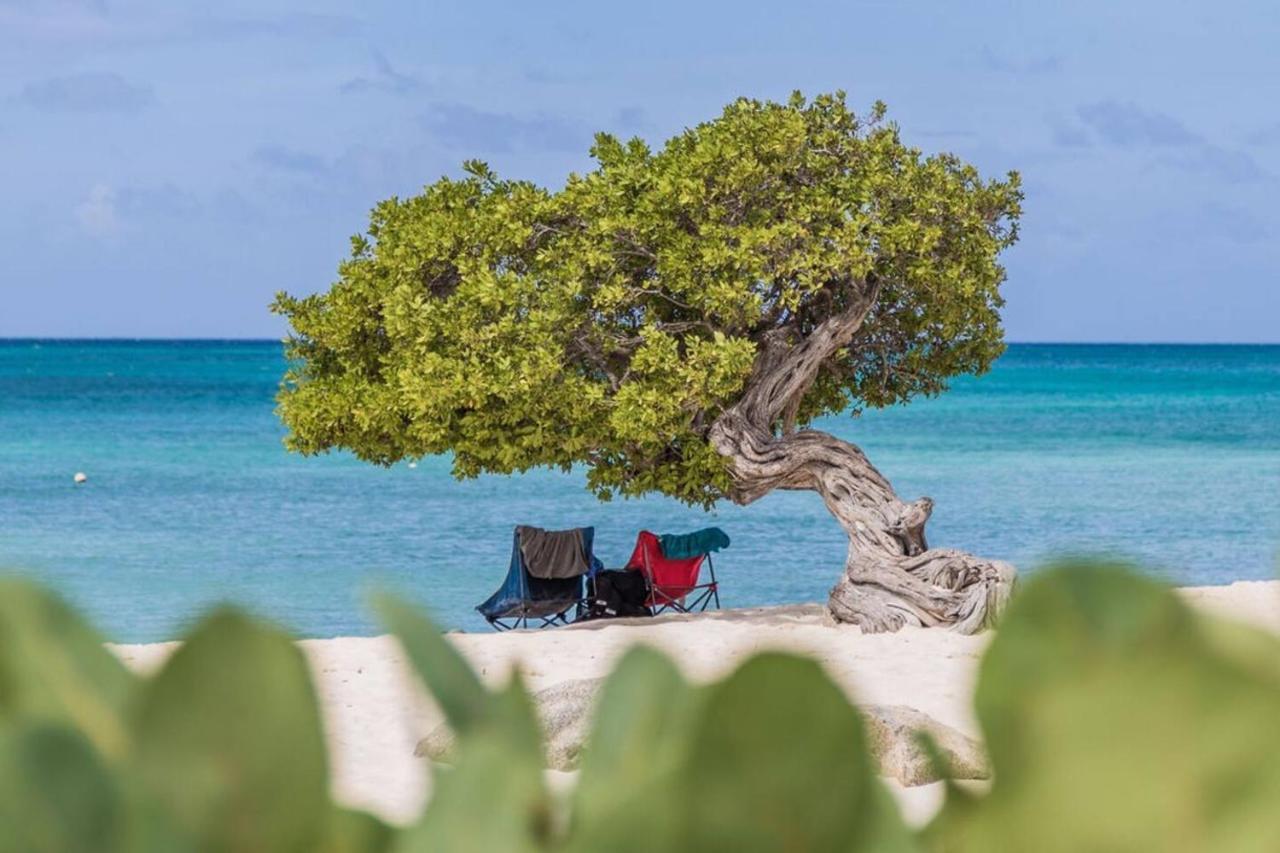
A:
[[110, 580, 1280, 828]]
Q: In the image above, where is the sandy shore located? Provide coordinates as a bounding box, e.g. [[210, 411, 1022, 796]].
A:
[[111, 580, 1280, 827]]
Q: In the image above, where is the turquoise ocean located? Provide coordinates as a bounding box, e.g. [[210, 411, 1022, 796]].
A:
[[1, 340, 1277, 642]]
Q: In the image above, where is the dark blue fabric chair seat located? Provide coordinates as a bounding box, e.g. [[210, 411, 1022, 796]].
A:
[[476, 526, 603, 630]]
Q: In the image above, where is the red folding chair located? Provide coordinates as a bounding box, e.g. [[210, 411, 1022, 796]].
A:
[[624, 530, 722, 614]]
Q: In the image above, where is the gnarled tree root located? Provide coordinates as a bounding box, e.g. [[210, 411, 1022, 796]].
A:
[[706, 283, 1017, 635], [828, 549, 1016, 634], [710, 412, 1016, 635]]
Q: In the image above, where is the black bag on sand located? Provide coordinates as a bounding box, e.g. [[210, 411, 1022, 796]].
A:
[[584, 570, 652, 620]]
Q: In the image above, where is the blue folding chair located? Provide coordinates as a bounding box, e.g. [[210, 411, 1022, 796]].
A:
[[476, 526, 604, 630]]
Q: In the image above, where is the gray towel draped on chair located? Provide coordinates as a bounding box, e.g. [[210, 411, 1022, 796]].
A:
[[516, 525, 590, 579]]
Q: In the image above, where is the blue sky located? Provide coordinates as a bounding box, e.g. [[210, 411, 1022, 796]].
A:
[[2, 0, 1277, 341]]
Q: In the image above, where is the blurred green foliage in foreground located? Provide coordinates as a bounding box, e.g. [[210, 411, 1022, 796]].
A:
[[1, 562, 1279, 852]]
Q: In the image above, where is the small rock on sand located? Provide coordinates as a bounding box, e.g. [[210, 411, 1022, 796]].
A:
[[415, 677, 988, 786], [416, 677, 598, 771], [861, 704, 990, 786]]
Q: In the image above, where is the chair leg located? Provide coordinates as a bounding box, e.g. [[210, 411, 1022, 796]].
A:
[[651, 591, 681, 615], [665, 596, 690, 614]]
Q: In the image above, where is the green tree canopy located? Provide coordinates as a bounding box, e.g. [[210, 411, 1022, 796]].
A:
[[274, 91, 1021, 508]]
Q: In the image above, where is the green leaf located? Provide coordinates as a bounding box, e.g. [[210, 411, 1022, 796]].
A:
[[372, 593, 490, 735], [934, 562, 1280, 852], [861, 779, 923, 853], [677, 653, 885, 853], [0, 723, 124, 853], [565, 647, 703, 852], [0, 579, 134, 759], [396, 678, 550, 853], [375, 595, 548, 850], [321, 807, 396, 853], [128, 608, 330, 853], [571, 650, 911, 853]]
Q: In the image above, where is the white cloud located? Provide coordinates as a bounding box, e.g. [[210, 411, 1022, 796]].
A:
[[75, 183, 120, 237]]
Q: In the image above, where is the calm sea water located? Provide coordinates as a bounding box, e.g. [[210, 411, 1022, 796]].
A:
[[1, 340, 1277, 642]]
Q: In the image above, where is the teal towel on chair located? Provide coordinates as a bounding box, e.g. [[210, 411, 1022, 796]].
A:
[[658, 527, 730, 559]]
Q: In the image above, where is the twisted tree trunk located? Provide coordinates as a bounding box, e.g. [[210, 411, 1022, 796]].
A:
[[708, 283, 1016, 633]]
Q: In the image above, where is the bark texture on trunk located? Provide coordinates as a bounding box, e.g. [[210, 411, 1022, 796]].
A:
[[708, 282, 1015, 633]]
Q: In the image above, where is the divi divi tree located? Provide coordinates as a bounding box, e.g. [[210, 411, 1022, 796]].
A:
[[274, 92, 1023, 633]]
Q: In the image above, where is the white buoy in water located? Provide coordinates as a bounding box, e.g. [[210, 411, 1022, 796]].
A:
[[73, 472, 88, 484], [408, 462, 417, 469]]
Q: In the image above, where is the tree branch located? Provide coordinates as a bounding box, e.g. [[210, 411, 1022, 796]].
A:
[[736, 277, 882, 430]]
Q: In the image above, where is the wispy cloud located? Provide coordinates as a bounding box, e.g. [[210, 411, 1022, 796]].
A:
[[1060, 101, 1269, 184], [341, 50, 422, 96], [1244, 122, 1280, 146], [523, 67, 578, 85], [20, 71, 153, 113], [1077, 101, 1199, 147], [75, 183, 119, 237], [252, 146, 329, 175], [421, 102, 585, 153], [1174, 145, 1267, 183], [979, 47, 1062, 74], [116, 184, 202, 219], [0, 4, 360, 48], [1196, 203, 1270, 244], [197, 12, 357, 41], [71, 180, 199, 240], [0, 0, 109, 44], [81, 180, 260, 231], [249, 140, 442, 193], [1048, 116, 1091, 148], [612, 106, 649, 134]]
